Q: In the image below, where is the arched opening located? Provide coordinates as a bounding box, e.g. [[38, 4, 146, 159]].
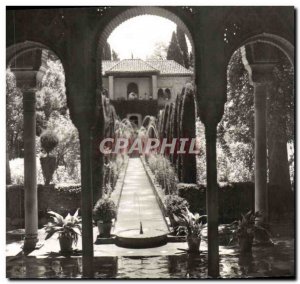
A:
[[97, 7, 195, 95], [164, 88, 171, 100], [6, 41, 80, 250], [127, 114, 141, 128], [157, 88, 165, 108], [127, 82, 139, 99], [157, 88, 164, 99], [219, 34, 294, 226], [98, 7, 194, 60]]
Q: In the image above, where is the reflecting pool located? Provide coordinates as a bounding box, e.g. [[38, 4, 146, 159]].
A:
[[6, 239, 294, 279]]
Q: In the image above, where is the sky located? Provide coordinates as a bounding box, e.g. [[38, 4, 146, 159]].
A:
[[107, 15, 191, 60]]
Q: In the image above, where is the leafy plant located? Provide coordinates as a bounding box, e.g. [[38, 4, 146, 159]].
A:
[[40, 130, 59, 155], [175, 207, 207, 238], [93, 197, 117, 223], [164, 194, 189, 217], [44, 209, 81, 245], [228, 211, 272, 244]]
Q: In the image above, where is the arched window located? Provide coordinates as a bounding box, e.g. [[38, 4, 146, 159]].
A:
[[157, 88, 164, 99], [127, 113, 142, 128], [127, 82, 139, 99], [165, 88, 171, 100]]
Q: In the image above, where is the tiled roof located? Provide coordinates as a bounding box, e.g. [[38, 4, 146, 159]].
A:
[[146, 60, 193, 75], [102, 59, 193, 76], [104, 59, 159, 75]]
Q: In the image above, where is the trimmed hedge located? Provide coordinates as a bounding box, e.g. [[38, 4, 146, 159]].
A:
[[177, 182, 294, 223], [6, 184, 81, 226]]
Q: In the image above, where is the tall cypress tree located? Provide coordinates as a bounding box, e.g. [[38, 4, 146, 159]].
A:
[[112, 50, 120, 61], [102, 42, 112, 60], [167, 31, 184, 66], [176, 26, 190, 68]]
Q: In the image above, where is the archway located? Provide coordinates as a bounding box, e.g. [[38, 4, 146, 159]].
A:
[[221, 34, 294, 226], [127, 82, 139, 99], [157, 88, 164, 99], [6, 41, 79, 251], [97, 7, 195, 87], [96, 6, 199, 269], [164, 88, 171, 100]]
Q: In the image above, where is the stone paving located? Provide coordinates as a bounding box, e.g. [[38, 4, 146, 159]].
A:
[[113, 157, 169, 235]]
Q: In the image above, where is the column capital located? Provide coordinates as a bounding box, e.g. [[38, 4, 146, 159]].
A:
[[12, 70, 39, 90], [248, 63, 275, 86], [199, 99, 224, 129]]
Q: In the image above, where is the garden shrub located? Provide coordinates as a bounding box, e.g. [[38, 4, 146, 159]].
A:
[[9, 157, 80, 186], [40, 130, 59, 154], [177, 183, 206, 215], [176, 182, 293, 223], [164, 194, 189, 230], [7, 184, 81, 226], [164, 194, 189, 217], [103, 154, 125, 193], [148, 154, 178, 194], [10, 158, 44, 185]]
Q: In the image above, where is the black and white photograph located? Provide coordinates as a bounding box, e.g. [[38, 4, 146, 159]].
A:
[[5, 4, 295, 279]]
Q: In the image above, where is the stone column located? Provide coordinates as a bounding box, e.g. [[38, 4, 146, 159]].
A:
[[79, 127, 94, 277], [242, 42, 278, 224], [152, 75, 157, 99], [248, 64, 274, 224], [22, 88, 38, 251], [253, 81, 268, 223], [205, 122, 219, 277], [108, 75, 114, 99]]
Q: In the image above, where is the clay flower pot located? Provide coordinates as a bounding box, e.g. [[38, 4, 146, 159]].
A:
[[40, 156, 57, 185], [238, 236, 253, 253], [59, 235, 73, 253], [97, 221, 112, 238], [187, 235, 201, 253]]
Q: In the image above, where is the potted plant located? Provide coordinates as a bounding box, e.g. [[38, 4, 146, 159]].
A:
[[175, 207, 207, 253], [44, 209, 81, 253], [228, 211, 272, 253], [40, 130, 59, 185], [93, 196, 117, 237], [164, 195, 189, 231]]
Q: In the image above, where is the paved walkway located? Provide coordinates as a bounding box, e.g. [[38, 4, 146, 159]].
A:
[[114, 157, 169, 235]]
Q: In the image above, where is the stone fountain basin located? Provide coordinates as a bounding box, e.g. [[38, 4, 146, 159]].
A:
[[115, 228, 168, 248]]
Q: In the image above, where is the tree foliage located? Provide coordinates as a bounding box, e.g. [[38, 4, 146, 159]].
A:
[[102, 41, 112, 60], [6, 69, 24, 159], [7, 52, 81, 184], [167, 31, 184, 66], [112, 49, 119, 61], [176, 26, 190, 68], [147, 41, 168, 60]]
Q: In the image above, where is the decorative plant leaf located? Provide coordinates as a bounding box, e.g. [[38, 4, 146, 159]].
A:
[[48, 211, 64, 223], [45, 227, 62, 240], [73, 208, 79, 218]]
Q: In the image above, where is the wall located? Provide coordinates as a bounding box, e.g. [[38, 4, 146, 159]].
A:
[[157, 76, 192, 102], [103, 77, 108, 90], [113, 77, 152, 100], [102, 75, 193, 102]]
